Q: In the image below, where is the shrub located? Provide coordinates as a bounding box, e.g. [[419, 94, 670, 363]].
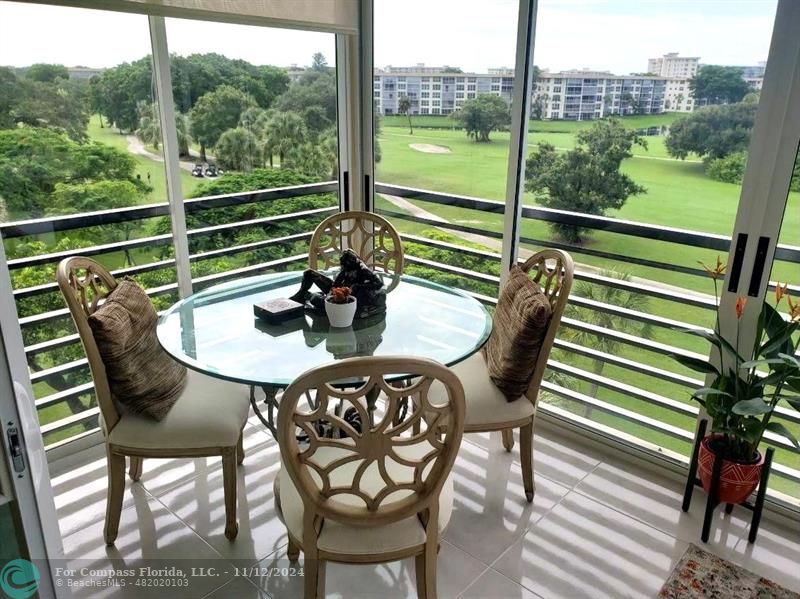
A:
[[705, 151, 747, 185]]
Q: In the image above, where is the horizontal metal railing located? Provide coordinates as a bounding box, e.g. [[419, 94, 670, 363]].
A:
[[1, 181, 338, 451], [375, 182, 800, 492]]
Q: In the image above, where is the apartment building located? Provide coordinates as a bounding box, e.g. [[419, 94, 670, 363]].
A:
[[647, 52, 700, 78], [374, 65, 514, 116], [534, 71, 667, 120]]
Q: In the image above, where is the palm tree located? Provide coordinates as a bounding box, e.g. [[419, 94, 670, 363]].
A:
[[562, 269, 654, 416], [136, 101, 191, 157], [263, 111, 308, 168], [398, 95, 413, 134], [135, 100, 161, 150], [215, 127, 260, 172]]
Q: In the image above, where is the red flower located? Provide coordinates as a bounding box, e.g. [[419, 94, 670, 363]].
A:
[[735, 296, 747, 319]]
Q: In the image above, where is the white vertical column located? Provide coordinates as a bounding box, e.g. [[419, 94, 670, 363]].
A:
[[336, 33, 361, 212], [500, 0, 538, 280], [358, 0, 374, 212], [149, 15, 193, 298]]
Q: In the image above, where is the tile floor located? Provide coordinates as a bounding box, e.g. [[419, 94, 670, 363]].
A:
[[50, 421, 800, 598]]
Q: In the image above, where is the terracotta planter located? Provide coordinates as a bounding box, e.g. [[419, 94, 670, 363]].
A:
[[325, 297, 357, 327], [698, 434, 764, 504]]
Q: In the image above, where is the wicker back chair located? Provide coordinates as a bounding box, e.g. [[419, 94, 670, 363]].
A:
[[275, 356, 465, 598]]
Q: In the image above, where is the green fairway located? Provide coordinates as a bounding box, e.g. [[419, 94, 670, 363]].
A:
[[381, 112, 681, 133], [87, 115, 202, 201]]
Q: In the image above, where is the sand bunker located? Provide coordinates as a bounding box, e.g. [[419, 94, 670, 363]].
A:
[[409, 143, 452, 154]]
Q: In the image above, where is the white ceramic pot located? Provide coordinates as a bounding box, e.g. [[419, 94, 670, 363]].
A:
[[325, 297, 357, 327]]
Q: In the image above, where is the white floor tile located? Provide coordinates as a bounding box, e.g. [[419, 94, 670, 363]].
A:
[[250, 540, 487, 599], [729, 520, 800, 593], [202, 575, 266, 598], [459, 568, 541, 599], [444, 440, 570, 565], [155, 437, 287, 565], [493, 491, 688, 599], [573, 460, 748, 549], [60, 495, 229, 598]]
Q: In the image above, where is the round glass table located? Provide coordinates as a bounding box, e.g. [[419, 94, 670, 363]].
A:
[[157, 271, 492, 435]]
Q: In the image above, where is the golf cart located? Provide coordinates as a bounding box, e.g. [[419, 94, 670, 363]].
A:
[[205, 163, 223, 177], [191, 163, 204, 177]]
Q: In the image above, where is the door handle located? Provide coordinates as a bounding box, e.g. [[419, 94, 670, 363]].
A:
[[6, 425, 26, 475]]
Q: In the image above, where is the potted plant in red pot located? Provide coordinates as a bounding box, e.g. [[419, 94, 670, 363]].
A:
[[325, 286, 357, 328], [672, 258, 800, 505]]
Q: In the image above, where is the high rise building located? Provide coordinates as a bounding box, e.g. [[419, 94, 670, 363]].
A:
[[647, 52, 700, 78]]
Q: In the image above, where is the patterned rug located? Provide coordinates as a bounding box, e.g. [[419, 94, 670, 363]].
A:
[[659, 544, 799, 598]]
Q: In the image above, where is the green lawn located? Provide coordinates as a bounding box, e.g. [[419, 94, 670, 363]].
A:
[[87, 115, 202, 201], [376, 119, 800, 495], [381, 112, 680, 133]]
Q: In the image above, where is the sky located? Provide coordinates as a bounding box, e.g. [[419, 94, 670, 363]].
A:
[[0, 0, 777, 75]]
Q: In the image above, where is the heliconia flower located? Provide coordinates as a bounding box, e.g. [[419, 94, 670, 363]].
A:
[[788, 295, 800, 322], [775, 283, 788, 304], [735, 296, 747, 319], [698, 256, 726, 280]]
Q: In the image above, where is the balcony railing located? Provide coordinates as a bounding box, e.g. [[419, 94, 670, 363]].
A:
[[1, 181, 338, 453], [1, 180, 798, 506], [374, 182, 800, 504]]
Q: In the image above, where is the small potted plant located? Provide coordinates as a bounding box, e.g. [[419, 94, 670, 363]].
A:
[[325, 286, 357, 328], [672, 257, 800, 504]]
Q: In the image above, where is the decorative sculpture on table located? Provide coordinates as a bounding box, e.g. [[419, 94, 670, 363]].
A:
[[290, 248, 387, 318]]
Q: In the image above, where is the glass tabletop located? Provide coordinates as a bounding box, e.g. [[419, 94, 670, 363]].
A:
[[156, 271, 493, 387]]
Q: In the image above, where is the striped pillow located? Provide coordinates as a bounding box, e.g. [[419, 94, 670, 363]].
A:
[[483, 266, 552, 401], [88, 280, 186, 420]]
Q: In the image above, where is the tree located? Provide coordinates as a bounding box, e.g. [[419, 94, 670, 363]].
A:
[[25, 63, 69, 83], [273, 62, 337, 122], [135, 101, 191, 156], [215, 127, 261, 171], [398, 95, 413, 134], [690, 65, 750, 106], [452, 94, 510, 142], [1, 68, 89, 141], [263, 111, 308, 167], [0, 128, 146, 218], [563, 270, 653, 413], [525, 119, 646, 243], [301, 105, 331, 138], [665, 102, 756, 160], [189, 85, 256, 161], [311, 52, 328, 71]]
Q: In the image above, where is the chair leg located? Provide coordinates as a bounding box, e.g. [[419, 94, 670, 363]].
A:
[[502, 428, 515, 452], [128, 456, 143, 482], [237, 430, 245, 465], [104, 449, 126, 545], [287, 536, 300, 561], [304, 555, 326, 599], [414, 543, 438, 599], [222, 447, 238, 540], [520, 422, 535, 502]]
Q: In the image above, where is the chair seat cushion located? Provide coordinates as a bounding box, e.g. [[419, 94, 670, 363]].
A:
[[483, 266, 552, 400], [432, 352, 536, 428], [88, 280, 187, 420], [276, 444, 454, 556], [107, 369, 250, 450]]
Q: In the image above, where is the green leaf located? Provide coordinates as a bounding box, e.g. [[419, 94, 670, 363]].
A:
[[759, 321, 799, 358], [777, 353, 800, 367], [731, 397, 773, 416], [670, 353, 720, 376], [765, 421, 800, 449], [781, 397, 800, 411], [740, 358, 786, 369], [679, 327, 745, 362], [692, 387, 733, 399]]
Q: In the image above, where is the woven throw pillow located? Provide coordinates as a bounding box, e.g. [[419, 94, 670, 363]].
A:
[[88, 280, 186, 420], [483, 266, 552, 401]]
